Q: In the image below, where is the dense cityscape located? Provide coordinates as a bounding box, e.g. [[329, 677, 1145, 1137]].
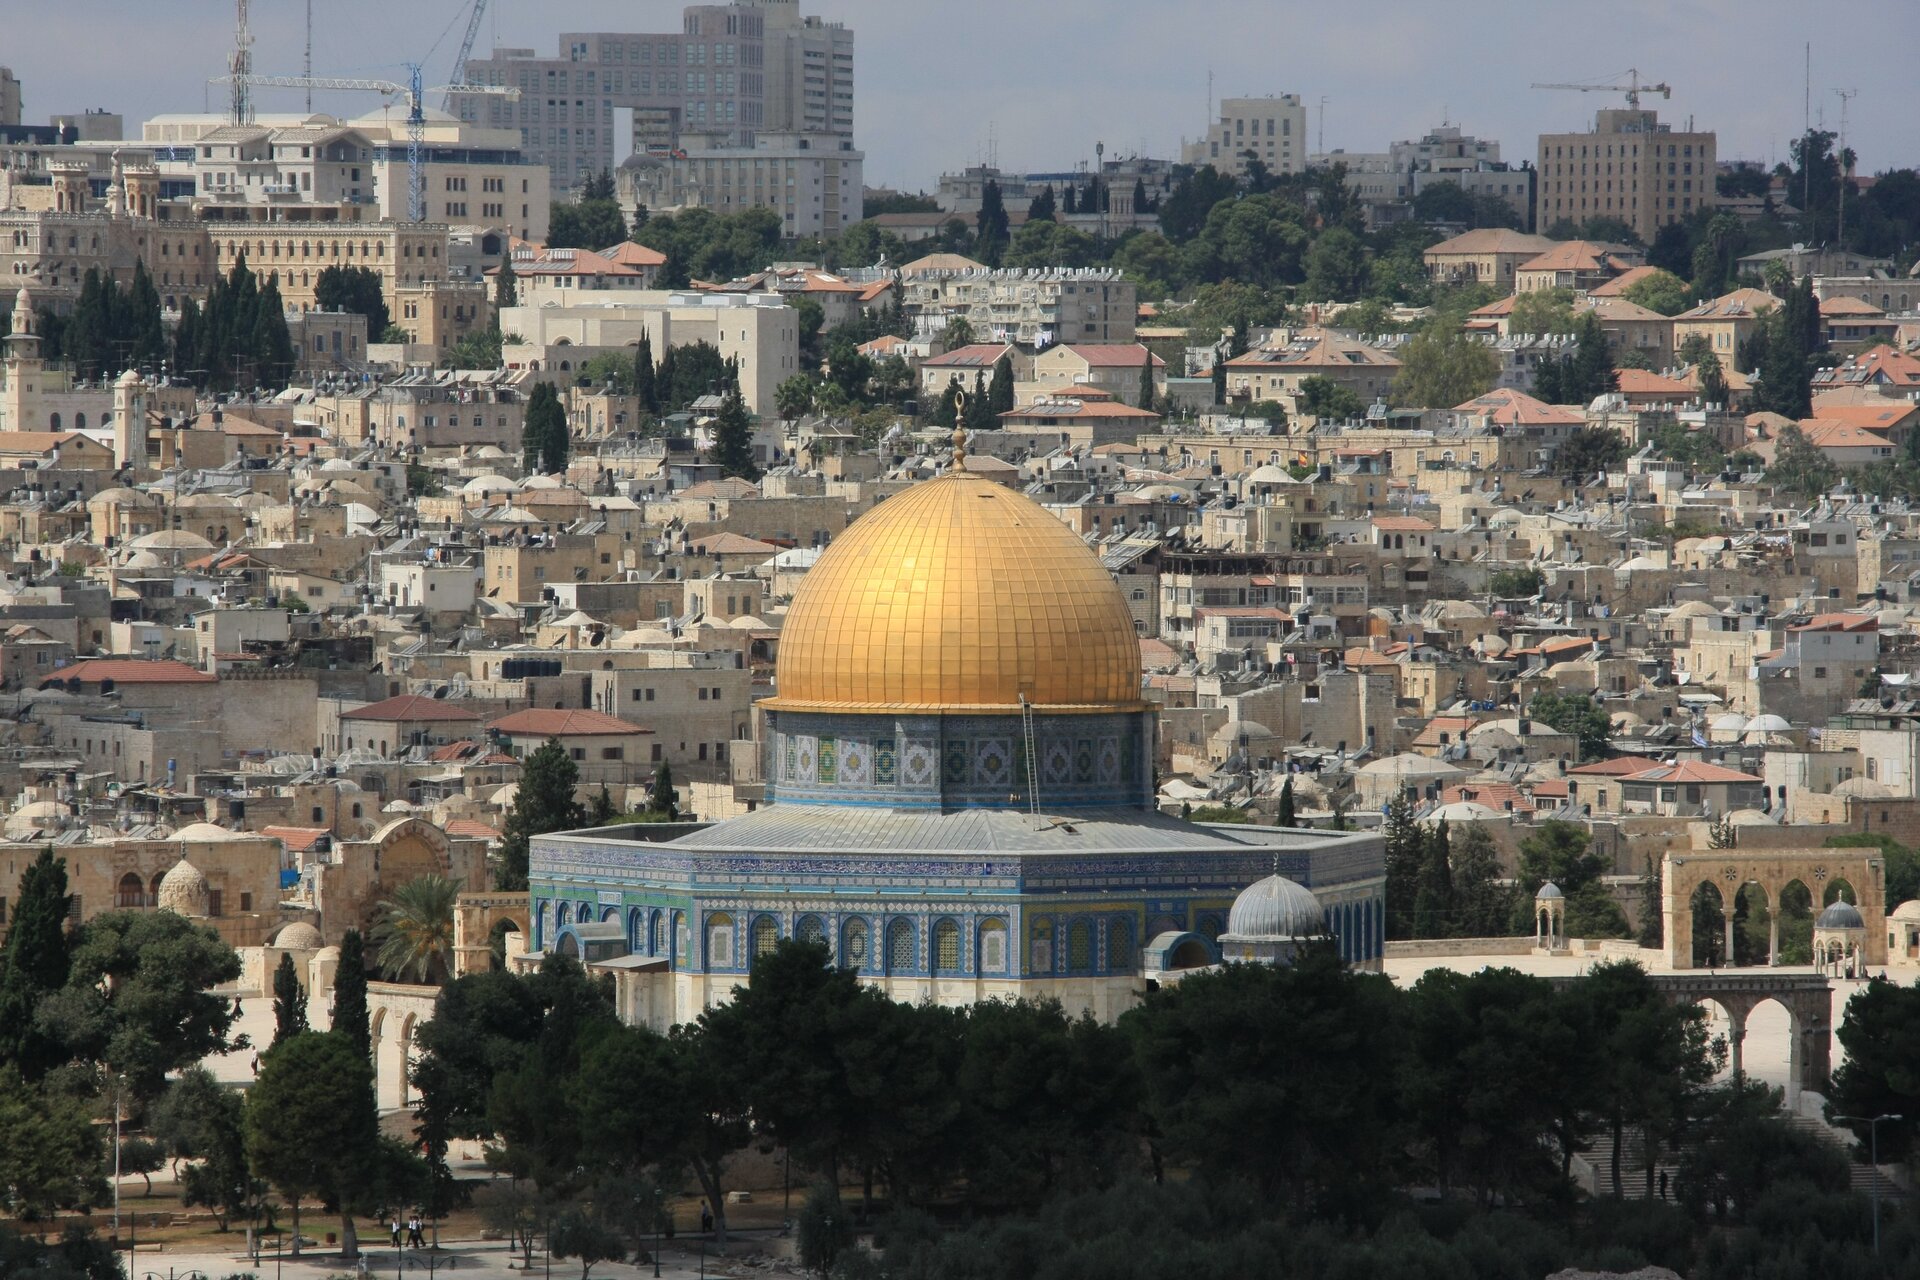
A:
[[5, 3, 1920, 1278]]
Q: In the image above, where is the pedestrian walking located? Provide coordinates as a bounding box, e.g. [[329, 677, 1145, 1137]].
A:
[[1658, 1170, 1668, 1200], [390, 1216, 402, 1248], [700, 1205, 713, 1236], [408, 1213, 424, 1249]]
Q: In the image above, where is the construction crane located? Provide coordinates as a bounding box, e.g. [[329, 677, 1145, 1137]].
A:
[[441, 0, 492, 112], [1530, 68, 1672, 110], [229, 0, 255, 125], [209, 69, 516, 221]]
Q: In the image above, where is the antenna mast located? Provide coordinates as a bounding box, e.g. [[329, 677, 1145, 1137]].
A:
[[305, 0, 313, 110], [1834, 87, 1857, 244], [230, 0, 255, 126]]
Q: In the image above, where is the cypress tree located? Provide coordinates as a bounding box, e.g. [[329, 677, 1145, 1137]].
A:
[[711, 386, 759, 480], [649, 762, 680, 819], [128, 260, 165, 370], [987, 353, 1016, 414], [1569, 312, 1615, 402], [1277, 777, 1296, 828], [634, 330, 659, 415], [1026, 186, 1056, 223], [271, 952, 308, 1047], [1413, 819, 1455, 940], [522, 382, 568, 473], [1138, 352, 1156, 409], [0, 848, 72, 1079], [655, 344, 679, 414], [496, 739, 585, 892], [252, 277, 295, 390], [966, 370, 994, 429], [496, 252, 518, 308], [1063, 185, 1078, 215], [1212, 354, 1227, 406], [1131, 177, 1149, 217], [332, 928, 370, 1061]]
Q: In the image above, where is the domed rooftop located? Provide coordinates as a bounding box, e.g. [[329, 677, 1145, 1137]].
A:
[[1535, 880, 1565, 901], [273, 922, 325, 950], [173, 821, 246, 842], [1225, 873, 1323, 940], [1832, 776, 1895, 799], [765, 470, 1144, 713], [1890, 898, 1920, 922], [1817, 898, 1866, 930], [157, 858, 210, 916]]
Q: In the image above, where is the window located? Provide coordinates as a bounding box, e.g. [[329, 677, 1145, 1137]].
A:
[[842, 918, 869, 968], [239, 892, 253, 912], [886, 918, 915, 973], [933, 919, 961, 974], [978, 919, 1007, 973], [1108, 917, 1135, 971], [1068, 920, 1093, 971], [751, 915, 778, 957], [706, 912, 735, 968], [797, 914, 826, 950], [117, 872, 146, 909]]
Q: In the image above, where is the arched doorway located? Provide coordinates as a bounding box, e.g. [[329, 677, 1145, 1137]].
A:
[[1774, 879, 1814, 965], [117, 871, 147, 908], [1690, 882, 1727, 968], [1730, 881, 1770, 967]]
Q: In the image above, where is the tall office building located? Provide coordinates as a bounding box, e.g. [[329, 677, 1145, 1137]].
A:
[[453, 0, 853, 194], [0, 68, 22, 128], [1181, 95, 1307, 177], [1536, 108, 1715, 244]]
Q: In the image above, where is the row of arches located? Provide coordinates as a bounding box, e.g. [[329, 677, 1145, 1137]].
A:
[[1686, 875, 1857, 968]]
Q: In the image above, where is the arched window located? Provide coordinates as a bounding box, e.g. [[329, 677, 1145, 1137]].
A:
[[556, 901, 573, 929], [74, 413, 86, 430], [1198, 914, 1224, 941], [886, 918, 915, 974], [796, 914, 826, 950], [629, 907, 645, 952], [649, 908, 664, 956], [1108, 917, 1135, 972], [842, 918, 870, 970], [978, 919, 1007, 973], [48, 412, 60, 430], [706, 912, 736, 969], [149, 872, 166, 903], [1068, 920, 1094, 972], [933, 918, 961, 974], [751, 914, 779, 958], [117, 872, 146, 908]]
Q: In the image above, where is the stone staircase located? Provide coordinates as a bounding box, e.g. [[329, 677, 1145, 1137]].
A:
[[1785, 1115, 1908, 1201]]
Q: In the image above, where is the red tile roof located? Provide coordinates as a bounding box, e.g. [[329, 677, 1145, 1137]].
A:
[[1622, 760, 1764, 785], [1055, 344, 1165, 368], [488, 708, 649, 737], [1453, 387, 1586, 424], [444, 818, 503, 842], [261, 825, 331, 853], [341, 693, 482, 722], [42, 658, 216, 686]]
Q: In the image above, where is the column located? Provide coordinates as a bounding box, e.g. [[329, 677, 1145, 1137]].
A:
[[1724, 908, 1736, 968], [1727, 1007, 1746, 1078], [1769, 912, 1780, 968]]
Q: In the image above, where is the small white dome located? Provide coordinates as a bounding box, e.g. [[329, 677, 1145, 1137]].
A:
[[1225, 873, 1323, 940], [157, 858, 210, 916], [273, 922, 325, 950], [173, 821, 246, 842], [1535, 880, 1565, 901]]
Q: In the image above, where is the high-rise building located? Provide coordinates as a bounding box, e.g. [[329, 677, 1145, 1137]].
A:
[[0, 68, 21, 128], [1535, 108, 1715, 244], [452, 0, 853, 195], [1181, 95, 1307, 177]]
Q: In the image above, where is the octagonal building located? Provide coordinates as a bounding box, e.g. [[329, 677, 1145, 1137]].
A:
[[530, 463, 1385, 1027]]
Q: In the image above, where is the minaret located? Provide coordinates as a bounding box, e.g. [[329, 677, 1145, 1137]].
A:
[[113, 368, 145, 468], [2, 285, 41, 432]]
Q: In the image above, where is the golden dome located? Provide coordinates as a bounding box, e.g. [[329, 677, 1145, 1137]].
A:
[[766, 470, 1144, 712]]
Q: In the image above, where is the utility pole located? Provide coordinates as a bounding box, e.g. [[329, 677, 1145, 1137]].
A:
[[1317, 96, 1327, 154], [305, 0, 313, 111]]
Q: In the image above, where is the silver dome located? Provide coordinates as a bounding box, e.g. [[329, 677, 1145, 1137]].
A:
[[1225, 873, 1324, 940], [1816, 899, 1865, 930]]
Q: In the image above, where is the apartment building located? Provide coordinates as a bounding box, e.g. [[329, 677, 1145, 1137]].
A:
[[899, 262, 1136, 345], [616, 130, 862, 237], [1, 69, 24, 128], [453, 0, 854, 191], [1536, 108, 1716, 244], [1181, 95, 1306, 176], [501, 290, 799, 417]]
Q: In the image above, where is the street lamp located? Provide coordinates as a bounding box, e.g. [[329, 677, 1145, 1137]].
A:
[[1835, 1113, 1903, 1255]]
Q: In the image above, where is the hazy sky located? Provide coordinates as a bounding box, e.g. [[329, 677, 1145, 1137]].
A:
[[8, 1, 1918, 190]]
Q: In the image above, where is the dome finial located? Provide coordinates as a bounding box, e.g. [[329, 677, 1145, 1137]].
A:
[[950, 391, 968, 468]]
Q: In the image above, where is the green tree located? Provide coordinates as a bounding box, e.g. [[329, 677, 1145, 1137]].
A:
[[496, 252, 518, 307], [153, 1066, 257, 1230], [118, 1136, 164, 1197], [1383, 796, 1425, 941], [1302, 227, 1367, 301], [0, 1068, 105, 1220], [634, 330, 659, 414], [974, 180, 1009, 265], [1568, 311, 1617, 400], [796, 1182, 854, 1274], [270, 951, 307, 1046], [374, 874, 461, 985], [1297, 375, 1366, 421], [987, 353, 1016, 414], [548, 185, 629, 252], [1509, 287, 1578, 337], [332, 928, 370, 1061], [1577, 960, 1719, 1198], [1553, 424, 1629, 479], [1527, 691, 1613, 761], [776, 374, 815, 422], [711, 386, 760, 480], [0, 848, 73, 1080], [1827, 977, 1920, 1161], [521, 381, 569, 474], [38, 909, 242, 1103], [245, 1031, 381, 1257], [1391, 320, 1498, 408], [1449, 822, 1516, 937], [577, 352, 634, 394], [1490, 565, 1544, 597], [549, 1208, 627, 1278], [497, 740, 584, 891], [1025, 185, 1056, 223], [1620, 268, 1691, 316], [443, 326, 506, 370], [1277, 777, 1296, 828], [648, 762, 680, 819], [1763, 423, 1838, 499], [314, 264, 390, 342], [1413, 819, 1455, 939], [1136, 353, 1157, 410]]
